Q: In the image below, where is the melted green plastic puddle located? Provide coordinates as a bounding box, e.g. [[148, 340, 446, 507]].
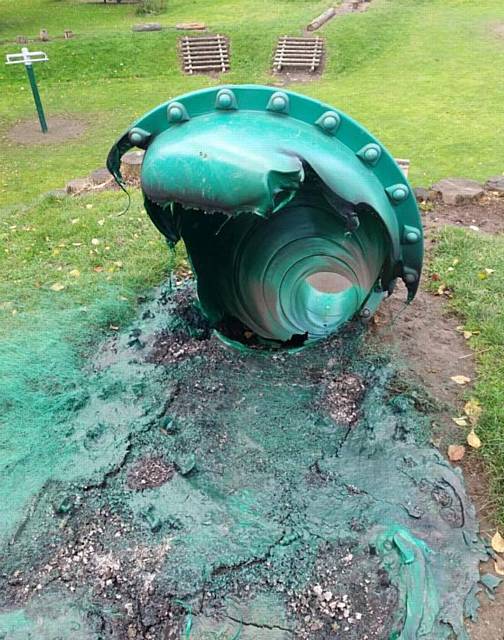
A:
[[0, 281, 489, 639]]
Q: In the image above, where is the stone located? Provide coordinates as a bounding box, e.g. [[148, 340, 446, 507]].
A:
[[431, 178, 484, 206], [121, 150, 145, 182], [90, 167, 112, 186], [414, 187, 430, 203], [485, 175, 504, 193], [65, 178, 88, 195], [176, 22, 207, 31], [132, 23, 162, 32]]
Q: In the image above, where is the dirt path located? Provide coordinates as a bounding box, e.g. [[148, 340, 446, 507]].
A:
[[371, 195, 504, 639]]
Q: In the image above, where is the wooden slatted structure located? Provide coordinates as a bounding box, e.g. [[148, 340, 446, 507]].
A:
[[273, 36, 324, 73], [181, 34, 229, 74]]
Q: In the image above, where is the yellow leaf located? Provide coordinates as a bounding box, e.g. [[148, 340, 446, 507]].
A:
[[436, 284, 446, 296], [52, 248, 60, 256], [451, 375, 471, 385], [69, 269, 80, 278], [464, 399, 482, 425], [86, 204, 93, 210], [91, 238, 100, 246], [478, 271, 488, 280], [50, 282, 65, 292], [463, 331, 473, 340], [495, 556, 504, 576], [452, 416, 469, 427], [447, 444, 465, 462], [491, 531, 504, 554], [452, 258, 460, 266], [467, 429, 481, 449], [97, 218, 105, 226]]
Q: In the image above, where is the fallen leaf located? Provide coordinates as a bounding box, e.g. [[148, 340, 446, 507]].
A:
[[86, 204, 93, 210], [72, 242, 82, 247], [91, 238, 100, 246], [463, 331, 473, 340], [68, 269, 80, 278], [70, 218, 79, 224], [452, 258, 460, 266], [113, 261, 123, 268], [97, 218, 105, 226], [109, 324, 119, 331], [469, 225, 480, 232], [452, 416, 469, 427], [436, 284, 446, 296], [451, 375, 471, 385], [93, 266, 103, 273], [484, 268, 495, 275], [447, 444, 465, 462], [431, 273, 441, 282], [464, 399, 482, 425], [478, 271, 488, 280], [491, 531, 504, 554], [467, 429, 481, 449], [495, 556, 504, 576], [50, 282, 65, 292]]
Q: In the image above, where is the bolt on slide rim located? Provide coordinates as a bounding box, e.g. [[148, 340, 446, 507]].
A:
[[107, 85, 423, 346]]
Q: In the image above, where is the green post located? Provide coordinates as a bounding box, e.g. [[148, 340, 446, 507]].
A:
[[25, 61, 48, 134]]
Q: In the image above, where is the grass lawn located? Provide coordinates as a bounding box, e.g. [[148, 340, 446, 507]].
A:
[[1, 0, 504, 205], [429, 228, 504, 520]]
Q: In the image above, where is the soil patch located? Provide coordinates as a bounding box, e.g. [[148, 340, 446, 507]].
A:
[[423, 195, 504, 236], [287, 545, 397, 639], [493, 22, 504, 39], [371, 197, 504, 638], [127, 456, 175, 491], [6, 115, 88, 145]]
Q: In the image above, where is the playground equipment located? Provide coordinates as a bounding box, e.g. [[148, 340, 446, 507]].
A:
[[107, 85, 423, 346]]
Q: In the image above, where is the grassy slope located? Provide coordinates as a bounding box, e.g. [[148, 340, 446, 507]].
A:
[[0, 191, 186, 333], [1, 0, 504, 205], [429, 228, 504, 520]]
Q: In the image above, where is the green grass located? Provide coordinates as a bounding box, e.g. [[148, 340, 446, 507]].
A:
[[1, 0, 504, 205], [0, 190, 186, 333], [429, 227, 504, 520]]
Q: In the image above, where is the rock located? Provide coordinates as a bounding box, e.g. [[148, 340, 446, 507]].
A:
[[66, 178, 88, 195], [121, 150, 145, 182], [485, 175, 504, 193], [414, 187, 430, 203], [132, 23, 162, 32], [176, 22, 207, 31], [90, 167, 112, 186], [431, 178, 484, 206]]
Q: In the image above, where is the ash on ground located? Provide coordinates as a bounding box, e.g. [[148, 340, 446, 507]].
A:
[[288, 545, 398, 639]]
